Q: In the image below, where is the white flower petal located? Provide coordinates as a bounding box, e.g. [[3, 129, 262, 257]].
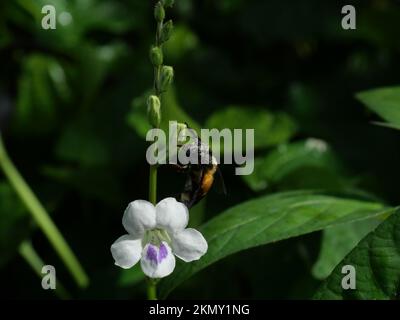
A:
[[141, 241, 175, 278], [156, 197, 189, 233], [122, 200, 156, 238], [111, 235, 142, 269], [172, 228, 208, 262]]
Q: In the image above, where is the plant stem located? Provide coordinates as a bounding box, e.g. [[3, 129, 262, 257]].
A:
[[149, 164, 158, 205], [0, 134, 89, 289], [147, 278, 157, 300], [19, 240, 71, 299], [147, 159, 157, 300]]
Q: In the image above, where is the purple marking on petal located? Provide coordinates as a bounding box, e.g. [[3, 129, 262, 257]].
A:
[[146, 244, 158, 265], [158, 243, 168, 263]]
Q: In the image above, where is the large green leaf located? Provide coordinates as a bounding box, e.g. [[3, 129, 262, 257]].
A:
[[311, 217, 382, 280], [314, 210, 400, 299], [158, 190, 394, 298], [356, 86, 400, 130]]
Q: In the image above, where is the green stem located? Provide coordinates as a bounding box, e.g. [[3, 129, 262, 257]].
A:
[[19, 240, 72, 299], [146, 278, 158, 300], [147, 117, 158, 301], [0, 134, 89, 289], [149, 164, 158, 205]]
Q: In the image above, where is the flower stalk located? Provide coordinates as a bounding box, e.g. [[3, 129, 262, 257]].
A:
[[147, 278, 158, 300], [149, 164, 158, 205]]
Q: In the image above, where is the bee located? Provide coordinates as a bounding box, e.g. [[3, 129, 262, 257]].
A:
[[172, 127, 226, 209]]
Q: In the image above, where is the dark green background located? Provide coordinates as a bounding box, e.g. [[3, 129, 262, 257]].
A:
[[0, 0, 399, 299]]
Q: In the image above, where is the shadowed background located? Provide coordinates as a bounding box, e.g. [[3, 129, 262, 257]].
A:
[[0, 0, 400, 299]]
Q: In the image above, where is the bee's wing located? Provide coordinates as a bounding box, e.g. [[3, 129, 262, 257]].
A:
[[166, 163, 189, 173], [215, 166, 227, 195]]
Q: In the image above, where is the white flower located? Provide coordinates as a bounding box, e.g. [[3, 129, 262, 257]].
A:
[[110, 197, 208, 278]]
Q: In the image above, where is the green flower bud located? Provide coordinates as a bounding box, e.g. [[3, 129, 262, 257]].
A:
[[149, 46, 163, 66], [160, 20, 173, 43], [147, 95, 161, 128], [159, 66, 174, 92], [163, 0, 175, 7], [154, 2, 165, 22], [177, 122, 188, 145]]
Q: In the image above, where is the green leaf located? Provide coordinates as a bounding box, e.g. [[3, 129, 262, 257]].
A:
[[0, 182, 31, 268], [205, 106, 297, 150], [312, 217, 382, 280], [158, 190, 394, 298], [14, 55, 57, 134], [164, 24, 198, 62], [356, 86, 400, 130], [242, 139, 344, 192], [55, 121, 110, 167], [314, 210, 400, 299]]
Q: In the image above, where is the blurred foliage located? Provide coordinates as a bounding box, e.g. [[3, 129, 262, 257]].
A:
[[205, 106, 297, 151], [1, 0, 400, 299], [242, 139, 345, 192]]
